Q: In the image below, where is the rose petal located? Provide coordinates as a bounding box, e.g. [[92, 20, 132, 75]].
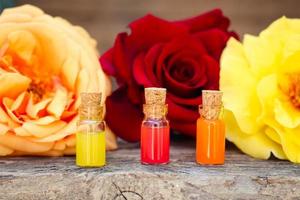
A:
[[11, 92, 26, 111], [279, 127, 300, 162], [101, 14, 188, 84], [11, 150, 63, 157], [60, 110, 77, 121], [107, 33, 142, 104], [0, 133, 54, 153], [26, 116, 57, 125], [96, 68, 112, 101], [26, 95, 51, 119], [0, 72, 31, 99], [144, 44, 165, 86], [105, 88, 142, 142], [32, 115, 78, 142], [164, 69, 200, 96], [202, 55, 220, 90], [11, 91, 29, 115], [128, 14, 188, 51], [7, 30, 37, 64], [21, 25, 67, 76], [257, 75, 281, 131], [63, 147, 75, 155], [0, 42, 8, 58], [14, 126, 31, 136], [100, 48, 116, 75], [61, 56, 80, 91], [47, 87, 68, 118], [167, 98, 199, 123], [109, 33, 132, 83], [105, 126, 118, 150], [274, 99, 300, 129], [243, 34, 278, 77], [0, 144, 13, 156], [265, 127, 281, 144], [3, 97, 22, 124], [157, 36, 205, 70], [53, 140, 66, 151], [0, 123, 9, 135], [133, 53, 153, 87], [156, 36, 208, 96], [80, 51, 101, 92], [220, 38, 262, 134], [168, 58, 198, 82], [0, 106, 18, 127], [65, 92, 75, 109], [72, 68, 89, 111], [64, 135, 75, 147], [224, 110, 286, 160], [2, 5, 44, 18], [23, 120, 66, 138], [166, 50, 207, 87], [193, 28, 231, 60], [168, 93, 202, 106], [175, 9, 230, 33]]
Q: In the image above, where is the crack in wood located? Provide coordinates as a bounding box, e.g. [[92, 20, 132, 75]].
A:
[[112, 182, 144, 200], [254, 176, 271, 186], [112, 182, 127, 200]]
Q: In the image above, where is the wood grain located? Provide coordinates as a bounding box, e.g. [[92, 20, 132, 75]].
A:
[[0, 140, 299, 199]]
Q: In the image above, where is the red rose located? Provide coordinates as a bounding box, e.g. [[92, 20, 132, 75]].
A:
[[100, 9, 238, 142]]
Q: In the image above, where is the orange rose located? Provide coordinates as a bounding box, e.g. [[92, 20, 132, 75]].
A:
[[0, 5, 117, 156]]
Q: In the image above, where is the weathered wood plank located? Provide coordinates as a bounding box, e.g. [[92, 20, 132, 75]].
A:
[[0, 140, 299, 199]]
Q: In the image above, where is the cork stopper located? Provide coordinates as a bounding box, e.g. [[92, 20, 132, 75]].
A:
[[202, 90, 222, 107], [143, 104, 168, 119], [200, 90, 223, 120], [79, 92, 103, 121], [144, 87, 167, 119], [145, 87, 166, 105]]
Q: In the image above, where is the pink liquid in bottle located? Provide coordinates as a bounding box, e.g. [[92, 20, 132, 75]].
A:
[[141, 125, 170, 164]]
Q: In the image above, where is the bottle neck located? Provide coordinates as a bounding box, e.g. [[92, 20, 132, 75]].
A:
[[199, 104, 223, 120], [79, 105, 104, 121], [143, 104, 168, 120]]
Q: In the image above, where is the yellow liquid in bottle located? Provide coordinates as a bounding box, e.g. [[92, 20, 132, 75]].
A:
[[76, 131, 106, 167]]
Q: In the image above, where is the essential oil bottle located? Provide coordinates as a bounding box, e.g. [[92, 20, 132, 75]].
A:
[[76, 92, 106, 167], [196, 90, 225, 165], [141, 87, 170, 165]]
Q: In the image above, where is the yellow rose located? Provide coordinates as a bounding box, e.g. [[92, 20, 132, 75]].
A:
[[0, 5, 117, 156], [220, 16, 300, 163]]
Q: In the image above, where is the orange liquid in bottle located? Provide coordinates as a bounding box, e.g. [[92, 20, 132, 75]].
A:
[[196, 117, 225, 165]]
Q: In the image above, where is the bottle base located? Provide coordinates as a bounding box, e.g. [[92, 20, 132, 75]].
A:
[[141, 160, 169, 165], [76, 163, 106, 168], [196, 161, 224, 165]]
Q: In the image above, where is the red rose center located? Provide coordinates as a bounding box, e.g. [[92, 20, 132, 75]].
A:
[[170, 61, 195, 82]]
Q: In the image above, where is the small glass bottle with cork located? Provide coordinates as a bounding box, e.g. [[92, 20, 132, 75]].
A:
[[141, 87, 170, 165], [196, 90, 226, 165], [76, 92, 106, 167]]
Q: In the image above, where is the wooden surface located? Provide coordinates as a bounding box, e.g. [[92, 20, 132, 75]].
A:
[[17, 0, 300, 52], [1, 140, 300, 200]]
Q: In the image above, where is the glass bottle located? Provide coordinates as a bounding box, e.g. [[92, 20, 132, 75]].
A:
[[196, 90, 225, 165], [76, 92, 106, 167], [141, 87, 170, 165]]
